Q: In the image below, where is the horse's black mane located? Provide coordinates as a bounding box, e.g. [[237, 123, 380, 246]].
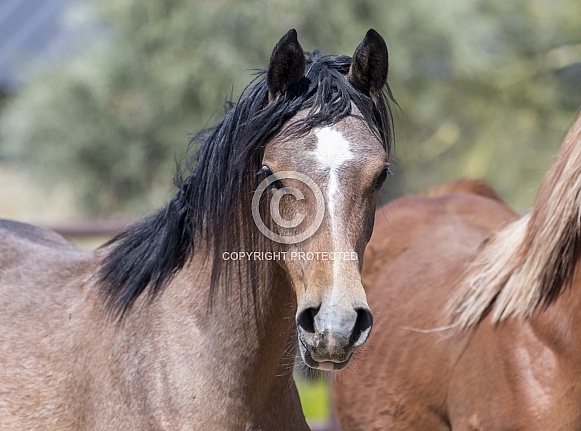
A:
[[98, 52, 395, 318]]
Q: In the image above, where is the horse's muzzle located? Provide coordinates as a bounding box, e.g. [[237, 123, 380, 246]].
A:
[[296, 304, 373, 371]]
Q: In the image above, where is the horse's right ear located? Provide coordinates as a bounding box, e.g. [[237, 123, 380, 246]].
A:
[[267, 29, 306, 101]]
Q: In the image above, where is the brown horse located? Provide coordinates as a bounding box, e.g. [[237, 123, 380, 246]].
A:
[[333, 113, 581, 430], [0, 29, 395, 430]]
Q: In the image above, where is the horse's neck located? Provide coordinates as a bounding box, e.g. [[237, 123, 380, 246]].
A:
[[529, 264, 581, 355], [116, 252, 301, 426]]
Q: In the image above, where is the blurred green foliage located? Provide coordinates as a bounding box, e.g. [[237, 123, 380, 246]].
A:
[[295, 375, 331, 423], [1, 0, 580, 215]]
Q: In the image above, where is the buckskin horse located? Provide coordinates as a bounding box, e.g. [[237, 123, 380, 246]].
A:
[[333, 113, 581, 430], [0, 29, 395, 430]]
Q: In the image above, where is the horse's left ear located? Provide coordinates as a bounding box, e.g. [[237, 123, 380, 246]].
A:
[[267, 29, 306, 101], [348, 29, 389, 98]]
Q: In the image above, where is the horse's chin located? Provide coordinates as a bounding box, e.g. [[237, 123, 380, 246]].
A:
[[299, 344, 352, 371]]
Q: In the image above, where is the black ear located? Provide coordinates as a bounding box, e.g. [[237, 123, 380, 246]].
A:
[[348, 29, 389, 98], [267, 29, 306, 100]]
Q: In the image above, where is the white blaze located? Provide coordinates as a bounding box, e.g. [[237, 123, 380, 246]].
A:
[[313, 127, 354, 292]]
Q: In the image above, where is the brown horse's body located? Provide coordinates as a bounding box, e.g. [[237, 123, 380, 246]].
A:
[[0, 30, 395, 430], [334, 114, 581, 430], [0, 222, 304, 430]]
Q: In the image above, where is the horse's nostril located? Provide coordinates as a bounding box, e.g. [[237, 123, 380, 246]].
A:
[[297, 306, 319, 334], [350, 308, 373, 347]]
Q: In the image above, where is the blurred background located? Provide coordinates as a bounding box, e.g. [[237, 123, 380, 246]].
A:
[[0, 0, 580, 427], [1, 0, 580, 224]]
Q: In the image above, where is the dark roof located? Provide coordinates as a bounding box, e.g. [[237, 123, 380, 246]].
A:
[[0, 0, 84, 92]]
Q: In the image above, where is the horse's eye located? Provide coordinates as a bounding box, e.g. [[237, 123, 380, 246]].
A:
[[258, 165, 274, 178], [257, 165, 283, 189], [373, 166, 390, 191]]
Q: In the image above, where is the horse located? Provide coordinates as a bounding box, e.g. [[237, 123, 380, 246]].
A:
[[0, 29, 395, 430], [333, 113, 581, 431]]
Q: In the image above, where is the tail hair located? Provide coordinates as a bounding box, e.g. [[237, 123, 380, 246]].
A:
[[451, 113, 581, 328]]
